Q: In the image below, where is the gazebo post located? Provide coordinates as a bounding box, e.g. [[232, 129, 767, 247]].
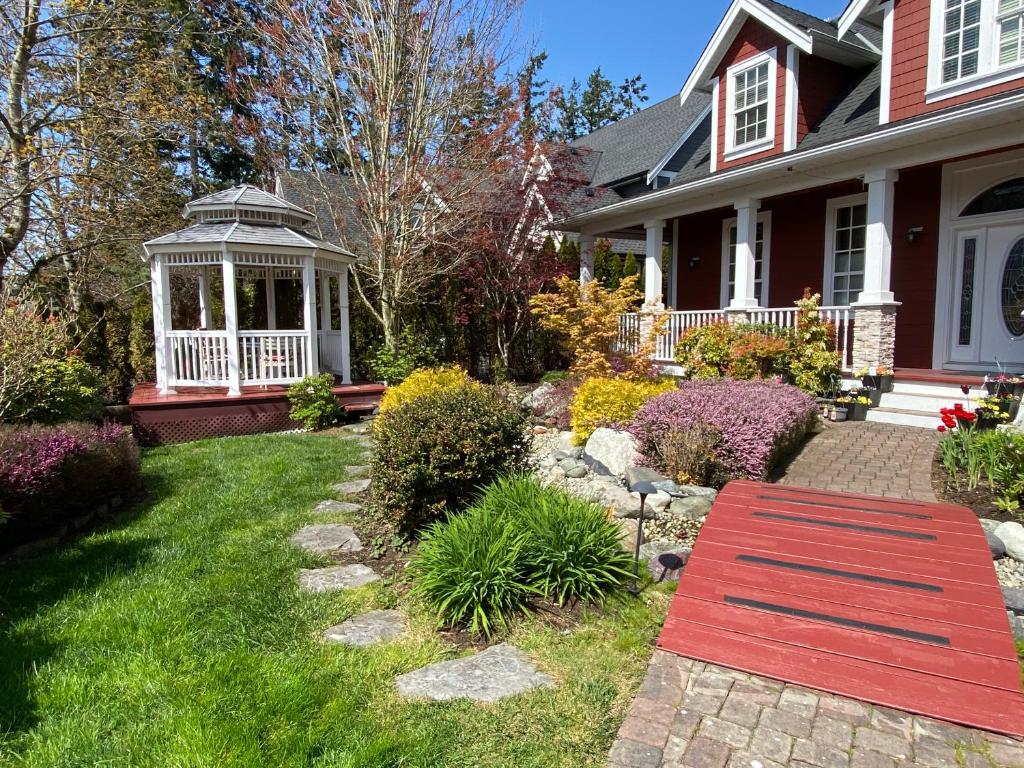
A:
[[150, 252, 174, 394], [265, 266, 277, 330], [338, 265, 352, 384], [221, 249, 242, 395], [301, 254, 319, 376], [197, 266, 212, 329], [319, 269, 331, 371]]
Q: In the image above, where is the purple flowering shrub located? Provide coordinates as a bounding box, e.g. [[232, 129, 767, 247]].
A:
[[630, 379, 818, 484], [0, 422, 140, 548]]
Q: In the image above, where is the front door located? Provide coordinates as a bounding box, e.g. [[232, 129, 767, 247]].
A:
[[951, 224, 1024, 368]]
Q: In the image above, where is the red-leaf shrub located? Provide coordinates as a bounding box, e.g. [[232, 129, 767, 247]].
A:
[[630, 379, 818, 483], [0, 422, 141, 550]]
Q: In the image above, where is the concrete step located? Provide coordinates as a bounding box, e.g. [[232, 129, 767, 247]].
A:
[[889, 380, 986, 399], [878, 390, 969, 413], [865, 407, 938, 429]]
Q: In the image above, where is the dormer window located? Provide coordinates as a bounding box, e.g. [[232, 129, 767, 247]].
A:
[[929, 0, 1024, 100], [724, 49, 777, 159]]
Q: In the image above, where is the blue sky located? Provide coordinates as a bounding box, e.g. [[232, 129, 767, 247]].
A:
[[518, 0, 847, 103]]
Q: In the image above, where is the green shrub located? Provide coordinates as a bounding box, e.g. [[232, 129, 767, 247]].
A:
[[787, 291, 841, 395], [411, 476, 631, 635], [371, 384, 531, 534], [9, 356, 104, 424], [379, 365, 477, 413], [540, 370, 569, 384], [569, 376, 676, 444], [644, 424, 730, 487], [287, 373, 339, 431], [675, 322, 738, 379], [365, 329, 438, 385], [129, 292, 156, 382], [412, 504, 534, 636]]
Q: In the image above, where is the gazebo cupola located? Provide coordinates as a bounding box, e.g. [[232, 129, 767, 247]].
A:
[[143, 185, 355, 395]]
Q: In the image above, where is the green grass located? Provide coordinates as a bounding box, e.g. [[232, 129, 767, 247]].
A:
[[0, 434, 669, 767]]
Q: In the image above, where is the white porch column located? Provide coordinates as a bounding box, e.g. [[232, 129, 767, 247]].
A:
[[668, 220, 679, 309], [197, 266, 212, 329], [858, 168, 899, 305], [730, 198, 761, 310], [221, 249, 242, 395], [644, 219, 665, 308], [579, 233, 596, 285], [318, 269, 331, 371], [301, 254, 319, 376], [338, 265, 352, 384], [149, 252, 174, 394], [265, 266, 277, 330]]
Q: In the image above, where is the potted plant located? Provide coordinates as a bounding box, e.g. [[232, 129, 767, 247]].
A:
[[829, 400, 848, 421], [858, 365, 894, 395], [838, 389, 872, 421], [975, 393, 1017, 425], [983, 373, 1023, 397]]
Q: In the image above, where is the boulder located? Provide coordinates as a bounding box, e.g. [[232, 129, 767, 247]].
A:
[[980, 518, 1002, 534], [639, 539, 687, 561], [668, 495, 713, 521], [675, 484, 719, 501], [583, 428, 638, 477], [521, 382, 554, 411], [1003, 586, 1024, 615], [647, 549, 691, 583], [995, 521, 1024, 562], [604, 485, 671, 519], [565, 465, 588, 479], [987, 531, 1008, 559]]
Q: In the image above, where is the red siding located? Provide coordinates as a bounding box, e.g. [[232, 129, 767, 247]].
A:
[[715, 19, 788, 171], [890, 0, 1024, 122], [673, 208, 733, 310], [796, 55, 853, 144], [890, 164, 942, 368]]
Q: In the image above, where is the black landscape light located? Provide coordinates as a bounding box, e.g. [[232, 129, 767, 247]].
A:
[[624, 466, 671, 595]]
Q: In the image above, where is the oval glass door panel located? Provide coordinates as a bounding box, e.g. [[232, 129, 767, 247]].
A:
[[1003, 238, 1024, 337]]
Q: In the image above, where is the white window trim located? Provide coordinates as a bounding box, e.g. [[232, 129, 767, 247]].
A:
[[879, 1, 894, 124], [823, 192, 868, 306], [783, 45, 799, 152], [710, 77, 720, 173], [720, 212, 772, 307], [724, 48, 778, 161], [926, 0, 1024, 103]]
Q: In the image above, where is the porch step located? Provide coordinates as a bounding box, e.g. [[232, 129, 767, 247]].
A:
[[865, 407, 939, 429], [877, 390, 974, 413]]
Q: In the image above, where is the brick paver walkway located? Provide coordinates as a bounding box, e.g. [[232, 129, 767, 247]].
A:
[[609, 652, 1024, 768], [776, 422, 939, 502]]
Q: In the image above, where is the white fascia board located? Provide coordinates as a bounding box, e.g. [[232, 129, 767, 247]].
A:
[[678, 0, 813, 108], [837, 0, 881, 39], [561, 89, 1024, 231], [647, 103, 713, 185]]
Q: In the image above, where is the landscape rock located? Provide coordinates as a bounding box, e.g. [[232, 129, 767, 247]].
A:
[[299, 564, 379, 592], [988, 531, 1008, 559], [323, 610, 405, 646], [647, 549, 690, 583], [638, 539, 687, 562], [567, 447, 585, 460], [675, 484, 719, 500], [994, 521, 1024, 562], [564, 465, 588, 479], [980, 518, 1002, 534], [314, 500, 362, 515], [345, 465, 370, 478], [290, 524, 363, 554], [521, 382, 554, 411], [395, 643, 553, 702], [604, 485, 671, 519], [582, 428, 638, 477], [1009, 611, 1024, 642], [1003, 586, 1024, 615], [667, 495, 713, 521], [334, 478, 372, 497], [555, 431, 575, 452]]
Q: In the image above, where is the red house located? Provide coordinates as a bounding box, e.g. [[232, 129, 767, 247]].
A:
[[559, 0, 1024, 425]]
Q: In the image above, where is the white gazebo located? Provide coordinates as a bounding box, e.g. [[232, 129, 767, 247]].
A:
[[143, 185, 355, 395]]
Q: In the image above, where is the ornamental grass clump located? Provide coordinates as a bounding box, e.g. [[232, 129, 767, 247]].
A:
[[371, 383, 531, 535], [630, 379, 818, 483], [411, 475, 632, 636]]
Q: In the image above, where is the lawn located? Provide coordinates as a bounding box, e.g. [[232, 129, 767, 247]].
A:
[[0, 433, 669, 767]]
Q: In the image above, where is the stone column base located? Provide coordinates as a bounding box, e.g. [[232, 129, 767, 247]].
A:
[[851, 302, 900, 372], [723, 308, 751, 325]]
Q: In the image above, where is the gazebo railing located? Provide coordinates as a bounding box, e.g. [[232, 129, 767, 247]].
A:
[[168, 330, 231, 386], [239, 330, 309, 384]]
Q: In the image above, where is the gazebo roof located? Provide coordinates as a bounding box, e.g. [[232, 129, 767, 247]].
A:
[[144, 221, 354, 258], [183, 184, 315, 222]]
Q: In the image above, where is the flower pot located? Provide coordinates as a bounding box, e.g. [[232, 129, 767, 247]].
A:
[[830, 407, 848, 422], [866, 388, 883, 407], [986, 380, 1010, 396], [862, 375, 894, 394], [846, 402, 869, 421]]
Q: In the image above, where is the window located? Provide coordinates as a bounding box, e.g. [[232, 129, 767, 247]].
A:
[[958, 236, 978, 345], [825, 197, 867, 307], [721, 215, 771, 306], [942, 0, 982, 83], [724, 50, 776, 158], [929, 0, 1024, 99]]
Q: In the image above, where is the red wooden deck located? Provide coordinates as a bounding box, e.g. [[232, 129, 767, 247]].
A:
[[657, 480, 1024, 736]]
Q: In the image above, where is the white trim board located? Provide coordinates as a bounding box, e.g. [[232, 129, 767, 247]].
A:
[[724, 47, 779, 161], [720, 211, 772, 307], [647, 102, 713, 185], [822, 192, 868, 306]]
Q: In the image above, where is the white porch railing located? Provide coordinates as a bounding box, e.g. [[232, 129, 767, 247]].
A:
[[168, 331, 231, 386], [239, 331, 309, 384], [619, 306, 853, 370]]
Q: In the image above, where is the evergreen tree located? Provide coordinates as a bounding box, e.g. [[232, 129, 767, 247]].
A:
[[557, 237, 579, 267], [554, 79, 585, 141], [518, 51, 550, 141], [623, 252, 639, 277], [605, 252, 623, 290]]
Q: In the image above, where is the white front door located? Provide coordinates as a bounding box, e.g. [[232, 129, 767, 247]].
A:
[[951, 223, 1024, 368]]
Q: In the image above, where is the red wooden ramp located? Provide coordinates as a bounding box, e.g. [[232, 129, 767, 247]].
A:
[[657, 480, 1024, 736]]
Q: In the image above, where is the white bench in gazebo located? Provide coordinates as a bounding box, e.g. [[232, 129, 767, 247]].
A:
[[143, 185, 355, 396]]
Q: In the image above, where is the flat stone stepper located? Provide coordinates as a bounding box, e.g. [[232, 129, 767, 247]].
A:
[[395, 643, 553, 703], [299, 564, 380, 593], [290, 524, 363, 554], [323, 609, 405, 647], [333, 478, 371, 497]]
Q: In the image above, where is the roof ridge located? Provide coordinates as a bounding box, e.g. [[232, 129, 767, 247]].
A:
[[757, 0, 837, 28]]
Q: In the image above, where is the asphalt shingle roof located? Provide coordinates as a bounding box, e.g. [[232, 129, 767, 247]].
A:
[[184, 184, 314, 218], [145, 221, 352, 257], [275, 170, 367, 254]]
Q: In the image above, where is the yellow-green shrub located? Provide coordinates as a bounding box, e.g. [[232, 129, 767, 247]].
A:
[[379, 366, 478, 413], [569, 377, 677, 445]]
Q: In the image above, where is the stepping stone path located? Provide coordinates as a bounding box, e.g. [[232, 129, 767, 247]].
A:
[[323, 609, 405, 646], [290, 524, 363, 554], [334, 478, 371, 497], [313, 499, 362, 515], [299, 564, 380, 593], [344, 465, 370, 478], [395, 643, 553, 703]]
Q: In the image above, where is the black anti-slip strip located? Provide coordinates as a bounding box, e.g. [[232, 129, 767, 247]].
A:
[[756, 486, 931, 508], [723, 595, 951, 646], [736, 554, 943, 592], [752, 511, 937, 541], [755, 494, 932, 520]]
